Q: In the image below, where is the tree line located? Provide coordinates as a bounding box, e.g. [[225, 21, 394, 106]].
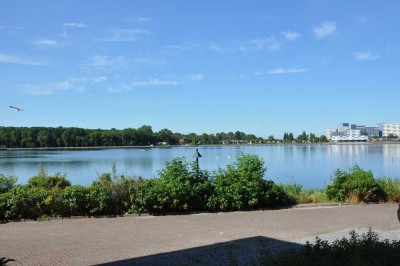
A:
[[0, 126, 328, 148]]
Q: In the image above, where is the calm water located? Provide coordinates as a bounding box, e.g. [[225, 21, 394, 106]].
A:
[[1, 144, 400, 188]]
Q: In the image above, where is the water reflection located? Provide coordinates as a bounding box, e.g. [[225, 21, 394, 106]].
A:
[[1, 144, 400, 188]]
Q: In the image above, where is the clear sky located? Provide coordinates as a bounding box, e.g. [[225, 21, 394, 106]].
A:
[[1, 0, 399, 138]]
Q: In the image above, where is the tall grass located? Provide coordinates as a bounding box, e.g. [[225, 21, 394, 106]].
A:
[[376, 177, 400, 202], [279, 181, 329, 204]]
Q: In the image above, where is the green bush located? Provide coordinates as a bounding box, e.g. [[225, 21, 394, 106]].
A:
[[325, 165, 386, 203], [130, 158, 211, 214], [87, 169, 138, 216], [87, 173, 116, 216], [128, 178, 156, 214], [207, 154, 292, 211], [0, 174, 17, 193], [3, 185, 48, 220], [28, 168, 71, 190], [111, 175, 138, 214], [207, 154, 266, 211], [54, 185, 88, 217], [0, 193, 9, 220], [263, 181, 294, 207]]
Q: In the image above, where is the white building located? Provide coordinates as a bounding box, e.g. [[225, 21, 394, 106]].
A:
[[331, 129, 368, 142], [382, 123, 400, 137], [326, 123, 371, 142]]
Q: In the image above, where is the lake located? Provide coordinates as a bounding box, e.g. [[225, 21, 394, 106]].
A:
[[1, 144, 400, 188]]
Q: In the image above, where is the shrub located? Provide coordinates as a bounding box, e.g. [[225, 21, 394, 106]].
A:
[[0, 174, 17, 193], [128, 178, 156, 214], [112, 176, 138, 213], [28, 168, 71, 190], [54, 185, 88, 217], [325, 165, 386, 203], [3, 185, 48, 220], [207, 154, 292, 211], [263, 181, 294, 207], [87, 167, 138, 216], [0, 193, 9, 221], [130, 158, 211, 214], [87, 173, 116, 216]]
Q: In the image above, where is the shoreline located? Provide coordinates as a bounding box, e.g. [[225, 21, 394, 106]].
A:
[[1, 141, 399, 151]]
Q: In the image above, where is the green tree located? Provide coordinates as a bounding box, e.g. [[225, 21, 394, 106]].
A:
[[137, 125, 154, 145], [37, 129, 49, 147], [61, 128, 75, 147], [309, 133, 316, 143], [156, 128, 177, 144], [319, 135, 328, 143]]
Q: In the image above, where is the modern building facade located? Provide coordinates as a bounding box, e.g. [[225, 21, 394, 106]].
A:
[[382, 123, 400, 137], [326, 122, 379, 142], [330, 129, 368, 142], [355, 125, 380, 138]]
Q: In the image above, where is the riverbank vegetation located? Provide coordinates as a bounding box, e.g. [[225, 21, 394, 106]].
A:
[[1, 154, 399, 222], [0, 126, 327, 148]]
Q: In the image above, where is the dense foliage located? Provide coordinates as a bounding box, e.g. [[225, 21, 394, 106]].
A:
[[0, 126, 326, 148], [0, 126, 261, 148], [0, 154, 294, 221], [207, 154, 291, 211], [1, 159, 398, 222], [256, 229, 400, 266], [325, 165, 386, 203], [130, 158, 212, 214]]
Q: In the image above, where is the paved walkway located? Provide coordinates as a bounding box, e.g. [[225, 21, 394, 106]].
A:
[[2, 204, 400, 265]]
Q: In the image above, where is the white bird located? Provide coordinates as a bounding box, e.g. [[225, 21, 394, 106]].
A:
[[9, 105, 24, 111]]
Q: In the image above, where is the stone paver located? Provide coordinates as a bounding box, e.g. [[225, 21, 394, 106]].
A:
[[1, 204, 400, 265]]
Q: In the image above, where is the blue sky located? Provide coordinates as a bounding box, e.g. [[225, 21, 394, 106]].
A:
[[1, 0, 399, 138]]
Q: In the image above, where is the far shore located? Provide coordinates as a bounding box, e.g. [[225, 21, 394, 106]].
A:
[[1, 141, 399, 151]]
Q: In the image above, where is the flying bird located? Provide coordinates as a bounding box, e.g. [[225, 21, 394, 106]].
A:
[[9, 106, 24, 111]]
